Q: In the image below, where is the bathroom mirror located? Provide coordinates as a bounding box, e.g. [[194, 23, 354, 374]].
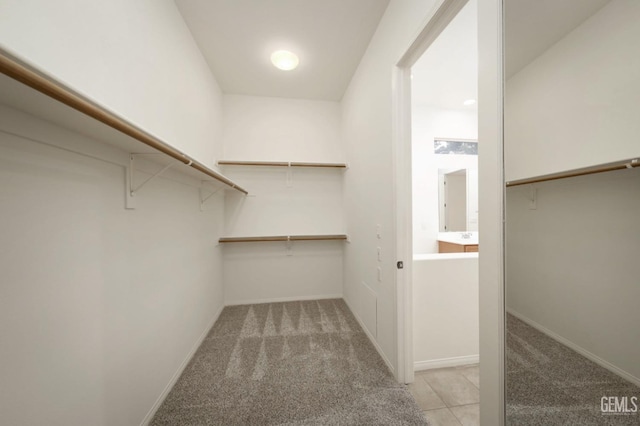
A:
[[504, 0, 640, 424], [438, 168, 478, 232]]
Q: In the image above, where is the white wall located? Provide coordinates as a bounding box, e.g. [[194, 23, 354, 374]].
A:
[[506, 168, 640, 384], [0, 0, 224, 168], [505, 0, 640, 182], [220, 95, 345, 304], [341, 0, 437, 372], [413, 255, 479, 369], [223, 241, 344, 305], [0, 4, 229, 422], [412, 106, 478, 253], [0, 106, 225, 425], [222, 95, 344, 162]]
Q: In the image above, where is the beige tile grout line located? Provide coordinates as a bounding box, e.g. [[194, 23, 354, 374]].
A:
[[414, 365, 480, 425], [417, 366, 480, 408]]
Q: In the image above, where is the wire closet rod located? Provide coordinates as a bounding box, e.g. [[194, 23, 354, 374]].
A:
[[218, 160, 347, 168], [219, 234, 348, 243], [506, 158, 639, 187], [0, 48, 248, 195]]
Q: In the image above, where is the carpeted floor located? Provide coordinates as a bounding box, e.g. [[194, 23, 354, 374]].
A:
[[506, 313, 640, 425], [152, 299, 427, 425]]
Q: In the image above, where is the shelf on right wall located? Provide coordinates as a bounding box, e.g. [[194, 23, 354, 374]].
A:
[[218, 160, 347, 169]]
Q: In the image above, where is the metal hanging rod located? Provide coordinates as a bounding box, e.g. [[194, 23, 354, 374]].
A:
[[0, 48, 248, 195], [506, 158, 639, 187], [218, 160, 348, 168], [219, 234, 348, 243]]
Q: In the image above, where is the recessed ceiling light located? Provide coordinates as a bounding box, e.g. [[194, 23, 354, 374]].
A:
[[463, 99, 476, 106], [271, 50, 299, 71]]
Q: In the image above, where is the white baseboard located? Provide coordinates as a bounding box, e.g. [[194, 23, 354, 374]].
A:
[[343, 296, 395, 375], [414, 355, 479, 371], [507, 308, 640, 387], [225, 293, 343, 306], [140, 303, 224, 426]]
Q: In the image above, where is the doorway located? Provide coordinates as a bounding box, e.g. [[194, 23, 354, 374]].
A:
[[393, 0, 479, 384]]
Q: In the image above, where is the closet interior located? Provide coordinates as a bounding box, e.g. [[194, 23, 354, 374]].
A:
[[504, 0, 640, 423], [0, 40, 350, 424]]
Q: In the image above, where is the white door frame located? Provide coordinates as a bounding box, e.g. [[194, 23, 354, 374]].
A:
[[392, 0, 471, 385], [393, 0, 506, 423]]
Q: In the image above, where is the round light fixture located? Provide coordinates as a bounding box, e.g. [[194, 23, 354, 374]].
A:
[[463, 99, 476, 106], [271, 50, 299, 71]]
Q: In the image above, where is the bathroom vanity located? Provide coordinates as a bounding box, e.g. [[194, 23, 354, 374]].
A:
[[437, 232, 478, 253]]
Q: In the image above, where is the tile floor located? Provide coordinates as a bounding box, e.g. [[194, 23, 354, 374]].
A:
[[409, 364, 480, 426]]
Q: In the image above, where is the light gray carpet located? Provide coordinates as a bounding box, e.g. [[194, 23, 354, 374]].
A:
[[506, 313, 640, 425], [152, 299, 427, 425]]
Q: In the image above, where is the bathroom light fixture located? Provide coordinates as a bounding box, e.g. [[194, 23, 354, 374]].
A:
[[271, 50, 299, 71], [463, 99, 476, 106]]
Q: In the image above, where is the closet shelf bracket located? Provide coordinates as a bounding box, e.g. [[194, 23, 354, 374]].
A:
[[199, 180, 224, 211], [286, 162, 293, 188], [285, 235, 293, 256], [126, 153, 179, 209], [528, 186, 537, 210]]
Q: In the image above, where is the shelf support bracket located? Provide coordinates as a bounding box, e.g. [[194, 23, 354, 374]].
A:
[[528, 185, 537, 210], [200, 180, 223, 211], [285, 235, 293, 256], [285, 162, 293, 188], [126, 153, 179, 209]]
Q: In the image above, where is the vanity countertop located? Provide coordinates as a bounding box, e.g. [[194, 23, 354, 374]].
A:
[[437, 232, 478, 245]]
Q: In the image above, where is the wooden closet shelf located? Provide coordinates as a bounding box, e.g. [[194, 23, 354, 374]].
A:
[[219, 234, 348, 243], [0, 48, 248, 195], [218, 160, 347, 169], [506, 158, 639, 187]]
